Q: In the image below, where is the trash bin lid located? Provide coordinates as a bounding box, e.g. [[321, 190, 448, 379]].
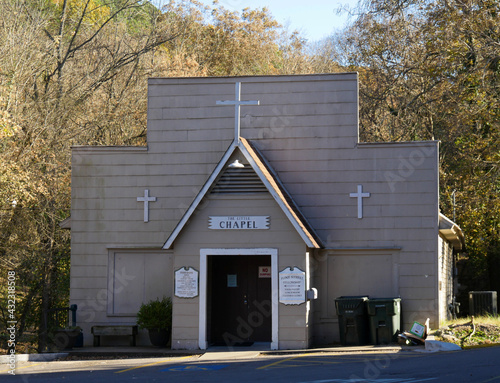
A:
[[367, 298, 401, 315], [335, 296, 369, 315]]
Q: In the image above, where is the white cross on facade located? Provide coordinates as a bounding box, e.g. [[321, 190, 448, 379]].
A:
[[349, 184, 371, 219], [137, 189, 157, 222], [216, 82, 260, 144]]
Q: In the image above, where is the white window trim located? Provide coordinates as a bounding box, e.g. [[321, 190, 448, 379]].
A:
[[199, 248, 279, 350]]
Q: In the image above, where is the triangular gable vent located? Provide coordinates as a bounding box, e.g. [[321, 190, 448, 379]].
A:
[[211, 166, 267, 194]]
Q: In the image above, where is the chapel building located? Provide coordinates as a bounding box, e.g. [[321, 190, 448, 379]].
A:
[[69, 73, 465, 349]]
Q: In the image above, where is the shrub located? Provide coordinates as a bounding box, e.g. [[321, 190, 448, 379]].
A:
[[136, 296, 172, 330]]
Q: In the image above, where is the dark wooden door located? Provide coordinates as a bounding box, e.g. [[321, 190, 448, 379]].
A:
[[208, 255, 271, 345]]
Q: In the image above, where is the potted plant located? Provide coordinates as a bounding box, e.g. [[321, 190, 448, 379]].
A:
[[136, 296, 172, 347]]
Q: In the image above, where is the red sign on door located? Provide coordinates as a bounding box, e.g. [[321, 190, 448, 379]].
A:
[[259, 266, 271, 278]]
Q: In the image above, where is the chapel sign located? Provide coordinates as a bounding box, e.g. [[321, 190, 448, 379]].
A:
[[174, 267, 199, 298], [209, 216, 270, 230], [279, 267, 306, 305]]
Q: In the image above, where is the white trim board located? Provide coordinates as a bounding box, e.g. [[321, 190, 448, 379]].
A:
[[199, 248, 279, 350]]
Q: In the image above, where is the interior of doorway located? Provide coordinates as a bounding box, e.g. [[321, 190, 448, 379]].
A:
[[207, 254, 272, 346]]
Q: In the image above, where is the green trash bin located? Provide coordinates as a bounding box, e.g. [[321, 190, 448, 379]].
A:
[[335, 296, 370, 346], [367, 298, 401, 345]]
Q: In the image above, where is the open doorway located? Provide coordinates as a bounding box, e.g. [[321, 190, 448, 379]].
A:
[[207, 255, 271, 346]]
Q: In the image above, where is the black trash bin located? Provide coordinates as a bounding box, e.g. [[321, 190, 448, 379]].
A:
[[367, 298, 401, 345], [335, 296, 370, 346]]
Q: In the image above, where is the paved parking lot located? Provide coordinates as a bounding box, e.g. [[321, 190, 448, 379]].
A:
[[2, 346, 500, 383]]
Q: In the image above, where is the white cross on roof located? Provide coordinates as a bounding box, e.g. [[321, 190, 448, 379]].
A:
[[216, 82, 260, 144]]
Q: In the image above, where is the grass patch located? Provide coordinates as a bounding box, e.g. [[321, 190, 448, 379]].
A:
[[441, 315, 500, 328], [436, 315, 500, 348]]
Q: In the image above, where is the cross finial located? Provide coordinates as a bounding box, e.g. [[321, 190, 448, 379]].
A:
[[137, 189, 157, 222], [349, 184, 371, 219], [216, 82, 260, 144]]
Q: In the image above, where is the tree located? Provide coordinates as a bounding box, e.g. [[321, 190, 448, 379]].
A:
[[158, 1, 313, 76], [321, 0, 499, 310], [0, 0, 185, 351]]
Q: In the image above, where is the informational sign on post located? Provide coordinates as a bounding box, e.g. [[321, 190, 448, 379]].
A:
[[279, 267, 305, 305], [174, 267, 199, 298]]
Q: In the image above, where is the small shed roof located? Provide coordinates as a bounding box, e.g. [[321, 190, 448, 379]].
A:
[[439, 213, 465, 251]]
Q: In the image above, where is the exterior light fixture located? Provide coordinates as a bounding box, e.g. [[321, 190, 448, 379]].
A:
[[228, 160, 245, 168]]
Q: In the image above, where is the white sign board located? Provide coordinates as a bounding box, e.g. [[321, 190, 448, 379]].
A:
[[209, 216, 269, 230], [279, 267, 306, 305], [174, 267, 199, 298]]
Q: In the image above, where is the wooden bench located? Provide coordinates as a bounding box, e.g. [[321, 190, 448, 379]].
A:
[[91, 325, 138, 347]]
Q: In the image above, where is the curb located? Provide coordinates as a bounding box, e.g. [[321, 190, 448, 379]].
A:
[[0, 353, 69, 364], [462, 343, 500, 350], [260, 346, 405, 356], [66, 351, 202, 359]]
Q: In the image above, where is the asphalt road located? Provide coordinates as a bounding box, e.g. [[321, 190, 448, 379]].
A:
[[2, 346, 500, 383]]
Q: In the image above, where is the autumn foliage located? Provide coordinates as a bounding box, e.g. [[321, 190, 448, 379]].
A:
[[0, 0, 498, 351]]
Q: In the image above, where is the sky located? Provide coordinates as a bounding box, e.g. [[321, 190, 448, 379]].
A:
[[197, 0, 360, 42]]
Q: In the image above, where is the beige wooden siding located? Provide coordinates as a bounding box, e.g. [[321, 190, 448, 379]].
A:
[[172, 192, 310, 350], [69, 248, 173, 346]]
